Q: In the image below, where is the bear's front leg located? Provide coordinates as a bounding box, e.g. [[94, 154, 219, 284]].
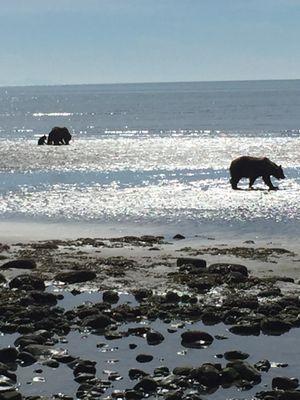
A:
[[262, 175, 278, 190]]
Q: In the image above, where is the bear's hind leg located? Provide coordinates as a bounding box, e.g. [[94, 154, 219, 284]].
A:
[[249, 176, 257, 189], [230, 177, 239, 190]]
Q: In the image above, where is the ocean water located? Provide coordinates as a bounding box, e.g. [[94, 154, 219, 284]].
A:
[[0, 80, 300, 239]]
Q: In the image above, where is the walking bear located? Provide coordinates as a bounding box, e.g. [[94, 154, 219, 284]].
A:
[[229, 156, 285, 190]]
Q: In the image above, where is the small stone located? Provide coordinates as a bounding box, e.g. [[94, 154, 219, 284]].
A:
[[224, 351, 249, 361], [254, 360, 271, 372], [136, 354, 153, 363], [173, 234, 185, 240]]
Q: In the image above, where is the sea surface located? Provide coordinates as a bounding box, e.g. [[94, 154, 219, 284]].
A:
[[0, 80, 300, 239]]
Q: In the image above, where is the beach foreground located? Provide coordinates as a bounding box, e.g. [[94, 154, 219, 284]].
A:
[[0, 234, 300, 399]]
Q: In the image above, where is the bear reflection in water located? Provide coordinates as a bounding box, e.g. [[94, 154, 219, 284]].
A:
[[230, 156, 285, 190]]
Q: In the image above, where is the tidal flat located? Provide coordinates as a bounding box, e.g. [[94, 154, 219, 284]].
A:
[[0, 235, 300, 400]]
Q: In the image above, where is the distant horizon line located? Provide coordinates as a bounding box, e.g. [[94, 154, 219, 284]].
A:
[[1, 77, 300, 89]]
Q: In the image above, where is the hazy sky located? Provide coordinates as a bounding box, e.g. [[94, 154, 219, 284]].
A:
[[0, 0, 299, 86]]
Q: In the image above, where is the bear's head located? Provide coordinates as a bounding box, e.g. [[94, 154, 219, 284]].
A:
[[273, 165, 285, 180]]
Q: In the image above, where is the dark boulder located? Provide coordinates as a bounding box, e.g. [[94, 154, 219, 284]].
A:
[[146, 330, 164, 345], [272, 376, 299, 390], [55, 270, 96, 284], [1, 259, 36, 270], [0, 348, 18, 364], [224, 350, 249, 361], [136, 354, 153, 363], [129, 368, 148, 380], [83, 313, 113, 329], [181, 331, 214, 348], [102, 290, 119, 303], [9, 274, 45, 291], [134, 377, 158, 392], [177, 258, 206, 269]]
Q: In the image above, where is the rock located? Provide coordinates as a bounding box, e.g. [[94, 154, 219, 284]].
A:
[[254, 360, 271, 372], [42, 360, 59, 368], [191, 363, 221, 387], [22, 345, 54, 358], [0, 391, 23, 400], [9, 275, 45, 291], [208, 263, 248, 277], [229, 323, 260, 336], [261, 319, 292, 334], [30, 292, 57, 305], [128, 368, 148, 380], [227, 361, 261, 383], [83, 314, 113, 329], [272, 376, 299, 390], [0, 348, 18, 364], [163, 391, 183, 400], [153, 366, 169, 377], [73, 362, 96, 377], [226, 271, 247, 284], [133, 289, 153, 301], [146, 330, 164, 345], [165, 291, 181, 303], [74, 372, 96, 383], [201, 311, 222, 325], [279, 391, 300, 400], [224, 351, 249, 361], [0, 274, 6, 283], [181, 331, 214, 348], [136, 354, 153, 363], [173, 366, 193, 376], [258, 287, 281, 297], [177, 257, 206, 269], [134, 377, 158, 392], [55, 270, 96, 284], [173, 234, 185, 240], [17, 351, 37, 366], [14, 332, 50, 348], [1, 259, 36, 270], [221, 367, 240, 383], [102, 291, 119, 303], [125, 390, 143, 400]]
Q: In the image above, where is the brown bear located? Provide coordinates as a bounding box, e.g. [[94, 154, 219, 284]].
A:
[[229, 156, 285, 190]]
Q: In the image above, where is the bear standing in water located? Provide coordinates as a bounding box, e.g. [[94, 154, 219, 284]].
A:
[[229, 156, 285, 190]]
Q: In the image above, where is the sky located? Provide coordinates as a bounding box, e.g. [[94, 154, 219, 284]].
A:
[[0, 0, 299, 86]]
